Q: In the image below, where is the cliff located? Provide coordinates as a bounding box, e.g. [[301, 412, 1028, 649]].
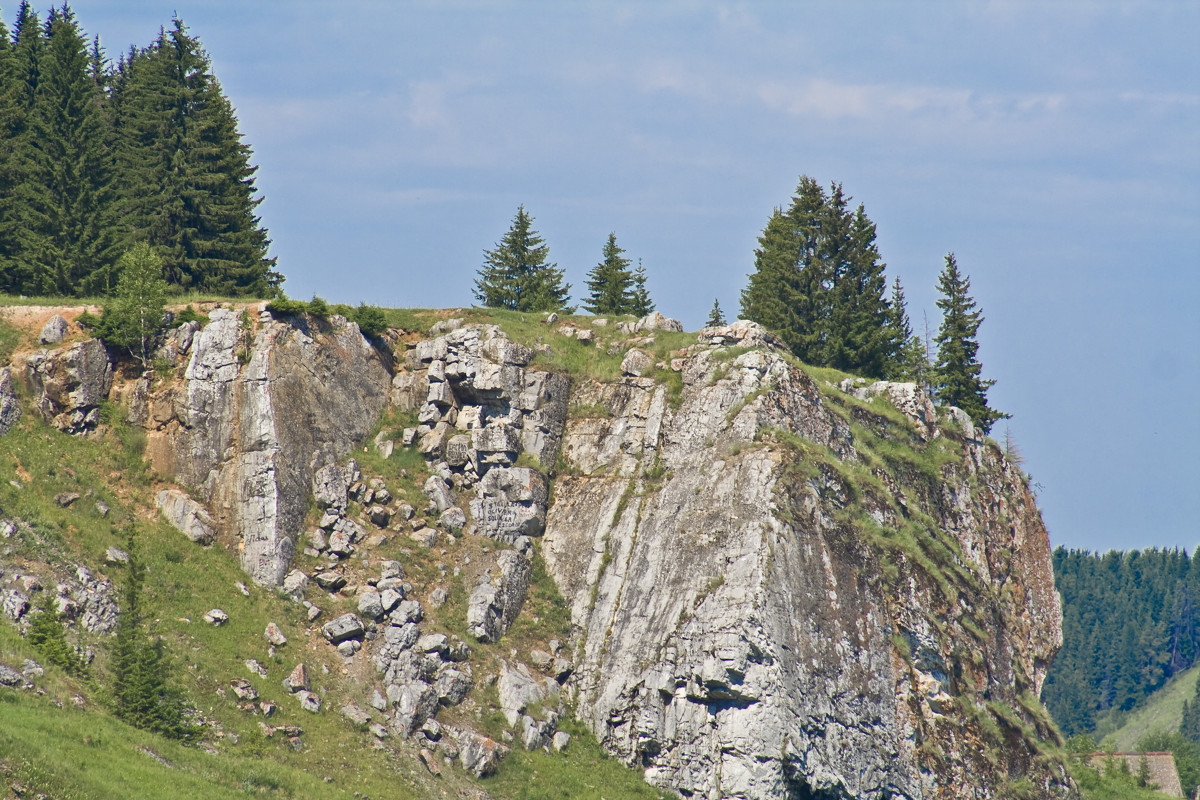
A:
[[0, 306, 1070, 800]]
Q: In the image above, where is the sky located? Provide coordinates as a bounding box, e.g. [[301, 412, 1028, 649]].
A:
[[26, 1, 1199, 555]]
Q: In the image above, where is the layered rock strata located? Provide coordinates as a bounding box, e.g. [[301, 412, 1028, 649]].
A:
[[139, 309, 391, 585], [542, 320, 1067, 800]]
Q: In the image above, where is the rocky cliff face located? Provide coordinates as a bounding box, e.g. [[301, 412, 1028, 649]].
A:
[[542, 321, 1066, 799], [4, 307, 1067, 798], [133, 308, 392, 585]]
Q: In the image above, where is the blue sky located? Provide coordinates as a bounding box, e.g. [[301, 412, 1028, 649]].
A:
[[34, 1, 1200, 554]]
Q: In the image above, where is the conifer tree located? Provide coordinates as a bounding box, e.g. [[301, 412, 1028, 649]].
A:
[[0, 2, 43, 293], [885, 277, 926, 382], [110, 17, 278, 296], [583, 232, 634, 315], [474, 205, 571, 312], [933, 253, 1009, 433], [825, 202, 892, 378], [706, 298, 726, 327], [19, 4, 117, 295], [1183, 676, 1200, 743], [628, 258, 654, 317], [110, 529, 190, 739]]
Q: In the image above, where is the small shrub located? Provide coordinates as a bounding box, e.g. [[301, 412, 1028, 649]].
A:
[[349, 302, 387, 338]]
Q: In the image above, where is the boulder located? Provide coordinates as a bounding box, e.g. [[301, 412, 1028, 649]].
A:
[[388, 680, 439, 736], [1, 590, 30, 621], [620, 348, 654, 377], [283, 663, 310, 693], [467, 550, 531, 643], [230, 679, 259, 701], [312, 463, 348, 512], [469, 467, 548, 542], [297, 690, 322, 713], [341, 704, 371, 726], [38, 314, 69, 344], [497, 661, 558, 726], [322, 613, 365, 644], [264, 622, 288, 646], [357, 591, 384, 620], [155, 489, 216, 545], [0, 367, 21, 437], [313, 571, 347, 592], [22, 338, 112, 433], [455, 728, 509, 778], [0, 665, 26, 687], [435, 667, 473, 706], [203, 608, 228, 625], [636, 311, 684, 332]]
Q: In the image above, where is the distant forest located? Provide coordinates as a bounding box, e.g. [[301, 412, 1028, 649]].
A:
[[0, 3, 279, 298], [1046, 547, 1200, 736]]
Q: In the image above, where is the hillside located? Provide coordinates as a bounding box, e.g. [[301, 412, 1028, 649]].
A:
[[1, 302, 1069, 798]]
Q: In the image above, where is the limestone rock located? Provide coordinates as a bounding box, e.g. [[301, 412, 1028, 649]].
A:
[[435, 667, 473, 706], [497, 661, 558, 727], [454, 728, 509, 778], [203, 608, 228, 625], [341, 703, 371, 726], [283, 663, 310, 693], [156, 489, 216, 545], [636, 311, 683, 332], [322, 613, 365, 644], [0, 367, 21, 436], [389, 680, 439, 736], [22, 339, 112, 433], [313, 571, 347, 592], [38, 314, 69, 344], [151, 309, 391, 587], [297, 690, 322, 713], [469, 467, 548, 542], [264, 622, 288, 646], [620, 348, 653, 377], [467, 550, 531, 643], [541, 334, 1067, 799]]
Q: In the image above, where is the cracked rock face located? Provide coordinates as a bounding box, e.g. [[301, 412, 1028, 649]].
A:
[[143, 309, 391, 586], [22, 339, 112, 433], [543, 322, 1066, 800]]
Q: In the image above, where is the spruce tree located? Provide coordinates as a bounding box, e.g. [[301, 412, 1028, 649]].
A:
[[0, 2, 43, 293], [706, 298, 726, 327], [474, 205, 571, 312], [110, 529, 190, 739], [19, 4, 117, 295], [885, 277, 927, 382], [110, 18, 277, 296], [933, 253, 1009, 433], [825, 202, 892, 378], [583, 232, 634, 315], [628, 258, 654, 317], [741, 207, 805, 357], [1183, 675, 1200, 742]]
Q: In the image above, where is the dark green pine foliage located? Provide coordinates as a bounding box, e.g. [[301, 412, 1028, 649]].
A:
[[19, 4, 117, 295], [886, 277, 927, 383], [110, 530, 191, 739], [110, 18, 278, 296], [27, 592, 85, 676], [0, 2, 42, 293], [474, 205, 571, 312], [932, 253, 1009, 433], [1044, 547, 1200, 737], [1183, 676, 1200, 742], [583, 232, 634, 315], [741, 207, 805, 357], [706, 298, 725, 327], [628, 259, 654, 317], [824, 202, 894, 378], [740, 177, 836, 367]]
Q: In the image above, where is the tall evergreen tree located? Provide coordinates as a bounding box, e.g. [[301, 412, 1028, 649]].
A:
[[474, 205, 570, 312], [825, 202, 892, 378], [706, 298, 726, 327], [885, 277, 927, 382], [18, 4, 117, 295], [741, 207, 804, 355], [933, 253, 1009, 433], [110, 529, 190, 739], [0, 2, 43, 293], [628, 258, 654, 317], [583, 232, 634, 315], [1182, 675, 1200, 743], [110, 17, 277, 295]]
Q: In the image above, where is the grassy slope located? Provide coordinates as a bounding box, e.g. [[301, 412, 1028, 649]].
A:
[[1096, 663, 1200, 752], [0, 307, 668, 800]]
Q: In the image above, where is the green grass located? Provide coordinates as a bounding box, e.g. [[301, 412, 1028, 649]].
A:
[[1067, 755, 1181, 800], [481, 717, 671, 800], [1097, 662, 1200, 751]]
